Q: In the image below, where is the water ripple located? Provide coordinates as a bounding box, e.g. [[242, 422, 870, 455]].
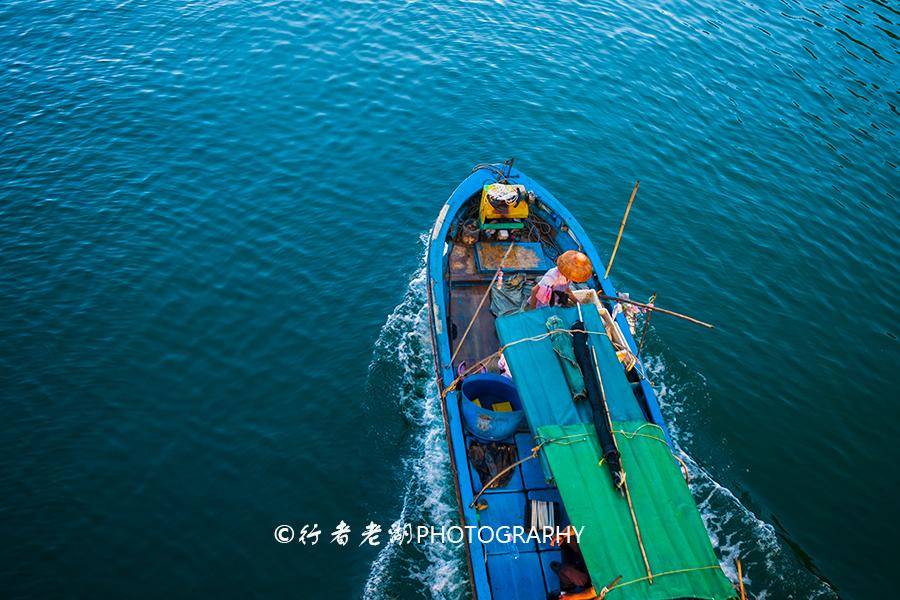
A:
[[1, 0, 896, 596]]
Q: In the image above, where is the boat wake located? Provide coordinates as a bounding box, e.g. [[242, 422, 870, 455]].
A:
[[363, 244, 467, 600], [643, 353, 837, 599]]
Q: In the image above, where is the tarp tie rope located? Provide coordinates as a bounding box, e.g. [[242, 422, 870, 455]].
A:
[[604, 564, 725, 595], [441, 328, 608, 399], [597, 575, 624, 599], [612, 423, 691, 484], [468, 433, 591, 509]]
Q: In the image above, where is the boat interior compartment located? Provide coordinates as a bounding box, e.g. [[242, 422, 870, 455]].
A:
[[474, 242, 552, 273], [448, 283, 500, 372], [443, 188, 600, 598], [463, 429, 572, 599], [448, 244, 485, 283]]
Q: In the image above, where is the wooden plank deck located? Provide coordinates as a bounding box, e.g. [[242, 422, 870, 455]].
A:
[[448, 283, 500, 372]]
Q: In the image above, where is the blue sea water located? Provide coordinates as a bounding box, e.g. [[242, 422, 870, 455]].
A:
[[1, 0, 896, 598]]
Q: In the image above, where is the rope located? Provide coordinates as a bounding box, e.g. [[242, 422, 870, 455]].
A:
[[468, 433, 592, 508], [440, 327, 608, 399], [605, 564, 725, 594], [612, 422, 666, 443], [468, 453, 537, 509], [597, 575, 623, 599], [534, 433, 593, 447], [611, 423, 690, 484], [449, 241, 515, 365], [673, 452, 691, 484], [470, 163, 508, 180]]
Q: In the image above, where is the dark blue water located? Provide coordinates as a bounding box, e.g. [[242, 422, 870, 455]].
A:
[[1, 0, 896, 598]]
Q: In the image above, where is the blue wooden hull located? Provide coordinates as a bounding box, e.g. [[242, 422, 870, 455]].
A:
[[426, 165, 673, 599]]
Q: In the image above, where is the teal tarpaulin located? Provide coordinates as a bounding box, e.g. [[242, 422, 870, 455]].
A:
[[546, 314, 586, 401], [495, 305, 643, 428]]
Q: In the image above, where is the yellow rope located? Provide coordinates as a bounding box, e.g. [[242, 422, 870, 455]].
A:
[[673, 452, 691, 484], [612, 423, 690, 483], [606, 564, 725, 594], [533, 433, 593, 447], [613, 423, 667, 445], [617, 431, 666, 443]]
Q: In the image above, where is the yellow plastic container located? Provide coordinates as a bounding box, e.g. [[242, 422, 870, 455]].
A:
[[479, 184, 529, 225]]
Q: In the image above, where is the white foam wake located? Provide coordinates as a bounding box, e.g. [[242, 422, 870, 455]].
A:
[[363, 241, 467, 600], [643, 351, 836, 599]]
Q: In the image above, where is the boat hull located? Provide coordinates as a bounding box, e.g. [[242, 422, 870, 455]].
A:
[[426, 165, 673, 599]]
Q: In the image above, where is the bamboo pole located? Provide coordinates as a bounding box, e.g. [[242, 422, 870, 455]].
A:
[[450, 241, 515, 365], [638, 292, 657, 354], [604, 181, 640, 279], [596, 340, 654, 583], [579, 303, 653, 584], [622, 476, 653, 584], [598, 294, 714, 329]]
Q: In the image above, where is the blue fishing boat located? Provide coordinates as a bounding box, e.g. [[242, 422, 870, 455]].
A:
[[426, 163, 738, 600]]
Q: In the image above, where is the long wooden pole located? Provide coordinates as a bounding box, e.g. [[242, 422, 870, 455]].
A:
[[579, 303, 653, 583], [450, 242, 515, 365], [594, 344, 653, 583], [598, 294, 714, 329], [638, 292, 657, 354], [736, 559, 747, 600], [604, 181, 640, 279]]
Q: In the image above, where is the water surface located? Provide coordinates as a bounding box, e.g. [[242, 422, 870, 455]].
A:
[[1, 0, 896, 597]]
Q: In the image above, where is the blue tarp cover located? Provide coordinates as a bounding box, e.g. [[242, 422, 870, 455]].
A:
[[495, 305, 643, 428]]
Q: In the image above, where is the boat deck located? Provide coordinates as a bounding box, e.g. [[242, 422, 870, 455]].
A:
[[448, 238, 567, 599], [463, 429, 568, 599], [448, 284, 500, 372]]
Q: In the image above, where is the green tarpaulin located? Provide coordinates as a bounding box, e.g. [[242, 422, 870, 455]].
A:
[[537, 421, 735, 600], [495, 305, 734, 600]]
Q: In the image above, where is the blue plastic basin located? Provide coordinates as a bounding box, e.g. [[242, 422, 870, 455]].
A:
[[460, 373, 525, 441]]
